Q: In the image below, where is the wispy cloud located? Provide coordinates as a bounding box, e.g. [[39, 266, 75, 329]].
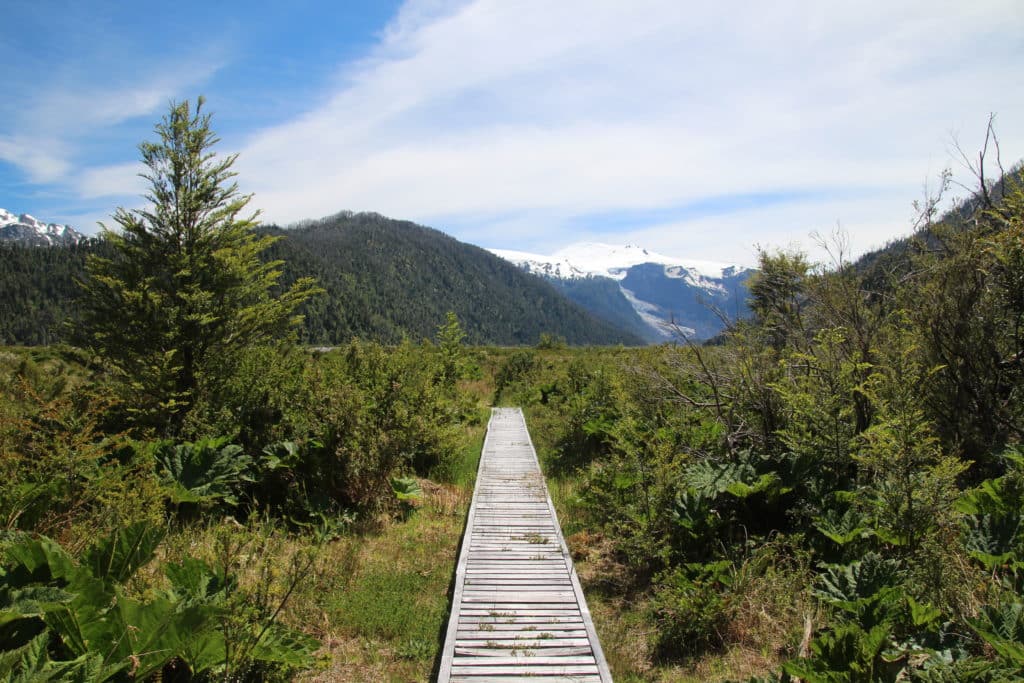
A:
[[76, 162, 148, 200], [233, 0, 1024, 262], [0, 40, 224, 186], [4, 1, 1021, 261], [0, 136, 70, 183]]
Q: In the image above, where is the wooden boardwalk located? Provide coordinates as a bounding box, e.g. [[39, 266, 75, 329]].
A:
[[438, 407, 612, 682]]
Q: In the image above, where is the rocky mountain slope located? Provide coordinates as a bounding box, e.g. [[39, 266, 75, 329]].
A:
[[490, 243, 752, 340], [0, 209, 87, 246]]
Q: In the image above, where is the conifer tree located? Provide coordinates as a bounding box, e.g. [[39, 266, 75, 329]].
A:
[[79, 97, 320, 434]]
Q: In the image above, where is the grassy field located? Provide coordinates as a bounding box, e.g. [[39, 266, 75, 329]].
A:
[[295, 424, 483, 682]]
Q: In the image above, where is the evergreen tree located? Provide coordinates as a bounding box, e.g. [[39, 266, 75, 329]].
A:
[[78, 97, 320, 435], [436, 310, 466, 388]]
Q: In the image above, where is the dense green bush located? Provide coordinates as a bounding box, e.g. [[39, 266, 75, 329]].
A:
[[510, 166, 1024, 678]]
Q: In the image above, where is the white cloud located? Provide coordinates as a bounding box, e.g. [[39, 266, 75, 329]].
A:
[[0, 135, 70, 183], [229, 0, 1023, 263], [76, 161, 148, 200], [614, 193, 919, 268], [0, 57, 224, 184]]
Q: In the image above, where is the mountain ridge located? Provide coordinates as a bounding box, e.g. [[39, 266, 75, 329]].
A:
[[0, 209, 643, 347], [489, 242, 753, 340], [0, 208, 87, 246]]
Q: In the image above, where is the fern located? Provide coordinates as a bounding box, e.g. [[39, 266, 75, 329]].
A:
[[956, 450, 1024, 573], [968, 602, 1024, 669]]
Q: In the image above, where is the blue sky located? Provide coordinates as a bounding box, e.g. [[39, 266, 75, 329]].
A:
[[2, 0, 1022, 266]]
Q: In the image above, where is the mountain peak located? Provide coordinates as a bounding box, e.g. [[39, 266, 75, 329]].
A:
[[488, 241, 753, 341], [0, 208, 87, 246], [491, 241, 747, 282]]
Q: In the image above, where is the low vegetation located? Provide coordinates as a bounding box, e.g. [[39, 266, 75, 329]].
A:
[[2, 98, 1022, 682], [494, 154, 1024, 680], [0, 99, 489, 682]]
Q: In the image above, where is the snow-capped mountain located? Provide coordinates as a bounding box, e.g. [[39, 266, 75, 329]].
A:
[[0, 208, 87, 246], [489, 242, 753, 341]]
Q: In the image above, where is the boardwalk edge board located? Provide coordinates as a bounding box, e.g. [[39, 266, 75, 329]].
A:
[[438, 407, 613, 682]]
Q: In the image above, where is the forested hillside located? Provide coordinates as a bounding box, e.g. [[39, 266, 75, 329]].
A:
[[0, 240, 102, 345], [262, 212, 642, 345], [0, 213, 642, 346]]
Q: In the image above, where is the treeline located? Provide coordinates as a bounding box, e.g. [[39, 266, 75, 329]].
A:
[[496, 163, 1024, 679], [0, 212, 641, 347]]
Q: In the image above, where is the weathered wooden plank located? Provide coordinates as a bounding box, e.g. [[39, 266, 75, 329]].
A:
[[451, 656, 596, 666], [456, 631, 589, 640], [458, 618, 585, 626], [454, 646, 593, 657], [458, 614, 583, 621], [449, 677, 602, 683], [448, 664, 601, 675]]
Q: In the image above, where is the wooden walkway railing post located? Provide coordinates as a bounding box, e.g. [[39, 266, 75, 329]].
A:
[[438, 407, 613, 682]]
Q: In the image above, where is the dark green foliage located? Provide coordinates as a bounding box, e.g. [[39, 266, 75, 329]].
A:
[[651, 562, 733, 659], [956, 448, 1024, 578], [436, 311, 467, 388], [152, 437, 253, 508], [0, 354, 165, 537], [2, 212, 644, 349], [262, 211, 642, 346], [2, 524, 203, 680], [503, 160, 1024, 679], [0, 241, 103, 346], [0, 524, 319, 680], [286, 340, 462, 511], [493, 350, 539, 402], [968, 602, 1024, 671], [547, 361, 619, 473]]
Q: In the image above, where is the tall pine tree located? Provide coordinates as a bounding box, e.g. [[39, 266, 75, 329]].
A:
[[79, 97, 320, 435]]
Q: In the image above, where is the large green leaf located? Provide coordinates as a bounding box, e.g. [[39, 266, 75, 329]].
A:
[[248, 622, 320, 667], [154, 437, 254, 506], [0, 631, 49, 678], [0, 631, 122, 683], [814, 507, 874, 546], [163, 557, 230, 604], [4, 537, 78, 585], [81, 521, 165, 585], [725, 472, 790, 499], [969, 603, 1024, 667], [174, 619, 226, 675], [815, 554, 903, 607], [0, 586, 73, 627], [65, 588, 219, 680]]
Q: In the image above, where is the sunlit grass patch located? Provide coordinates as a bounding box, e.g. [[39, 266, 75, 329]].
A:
[[300, 476, 472, 681]]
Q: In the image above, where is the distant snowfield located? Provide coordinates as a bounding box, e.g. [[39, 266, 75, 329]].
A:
[[0, 208, 86, 246], [489, 241, 752, 341], [489, 242, 745, 282]]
